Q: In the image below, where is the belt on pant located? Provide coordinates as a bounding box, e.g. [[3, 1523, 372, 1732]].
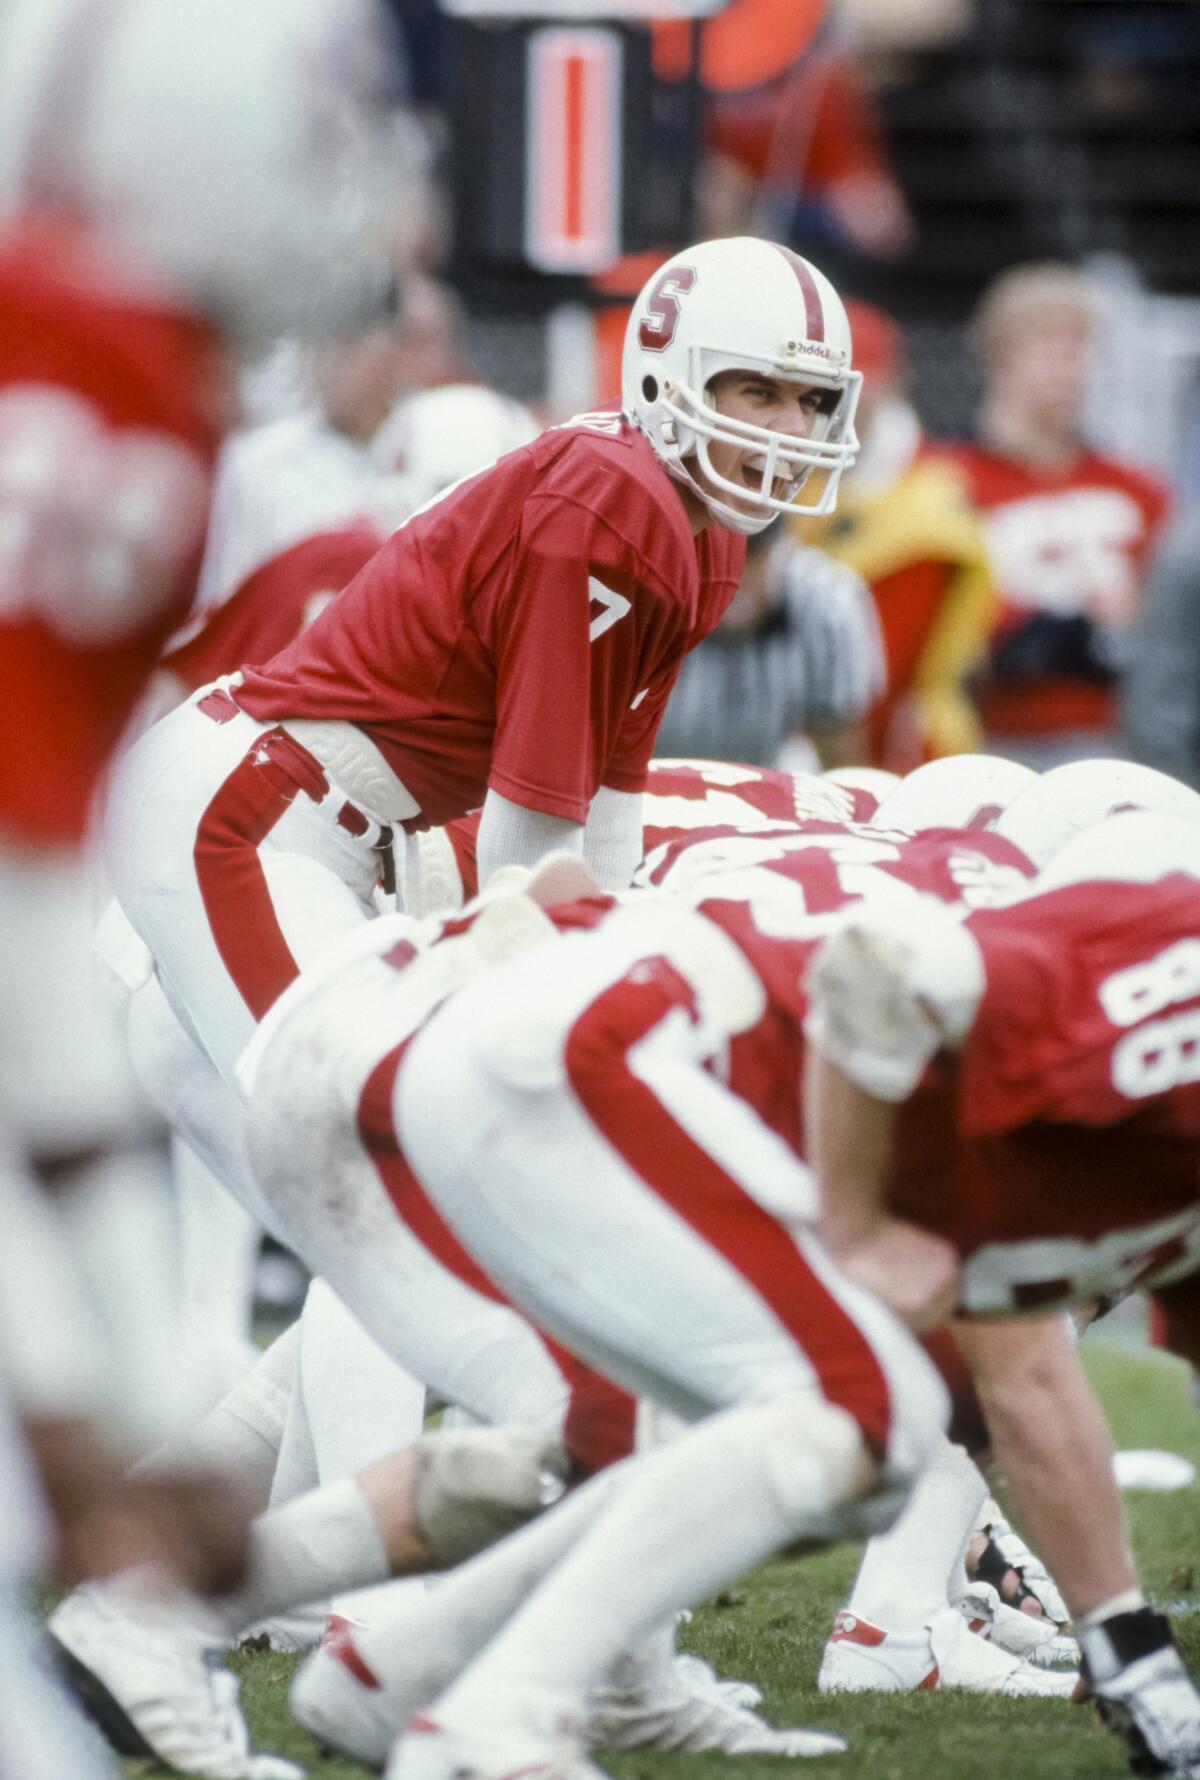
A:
[[197, 686, 398, 895]]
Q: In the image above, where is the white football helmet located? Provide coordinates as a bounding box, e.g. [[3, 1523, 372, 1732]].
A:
[[1037, 810, 1200, 891], [0, 0, 401, 344], [822, 766, 902, 819], [374, 383, 541, 514], [995, 758, 1200, 868], [871, 754, 1036, 834], [622, 237, 861, 535]]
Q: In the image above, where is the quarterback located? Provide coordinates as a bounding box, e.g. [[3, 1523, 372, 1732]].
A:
[[104, 236, 861, 1089]]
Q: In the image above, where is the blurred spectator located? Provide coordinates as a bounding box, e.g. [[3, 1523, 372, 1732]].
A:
[[655, 0, 915, 261], [165, 378, 540, 709], [182, 314, 414, 646], [374, 382, 540, 513], [654, 529, 883, 770], [194, 342, 404, 616], [801, 299, 994, 771], [392, 273, 475, 396], [944, 263, 1171, 768], [1123, 505, 1200, 791]]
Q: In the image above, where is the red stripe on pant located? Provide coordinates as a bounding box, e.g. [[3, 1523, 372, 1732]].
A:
[[357, 1043, 636, 1477], [564, 961, 893, 1458], [193, 727, 329, 1021]]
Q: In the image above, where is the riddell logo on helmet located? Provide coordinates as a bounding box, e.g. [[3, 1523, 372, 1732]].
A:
[[781, 339, 839, 362]]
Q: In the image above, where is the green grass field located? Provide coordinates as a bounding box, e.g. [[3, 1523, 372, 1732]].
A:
[[123, 1338, 1200, 1779]]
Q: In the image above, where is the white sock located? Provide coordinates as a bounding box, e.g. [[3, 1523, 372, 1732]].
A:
[[214, 1478, 391, 1639], [299, 1280, 426, 1482], [845, 1438, 987, 1627], [173, 1140, 261, 1418], [348, 1461, 633, 1716], [267, 1355, 320, 1510], [438, 1395, 865, 1722], [55, 1145, 184, 1453], [138, 1322, 299, 1517]]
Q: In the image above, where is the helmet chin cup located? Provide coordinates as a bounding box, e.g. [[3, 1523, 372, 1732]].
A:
[[667, 456, 779, 535]]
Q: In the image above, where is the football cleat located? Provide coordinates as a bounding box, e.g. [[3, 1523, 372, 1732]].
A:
[[49, 1584, 303, 1780], [817, 1606, 1076, 1697], [291, 1614, 399, 1767], [588, 1652, 844, 1755], [384, 1697, 603, 1780]]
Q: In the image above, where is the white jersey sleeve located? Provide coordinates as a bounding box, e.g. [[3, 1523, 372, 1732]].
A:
[[804, 898, 986, 1101]]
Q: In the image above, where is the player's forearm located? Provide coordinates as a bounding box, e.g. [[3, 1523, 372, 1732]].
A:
[[805, 1049, 895, 1249], [475, 789, 583, 887], [954, 1314, 1137, 1620], [582, 785, 643, 891]]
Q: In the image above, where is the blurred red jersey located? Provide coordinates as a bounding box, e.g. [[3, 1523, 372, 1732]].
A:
[[0, 216, 225, 847], [888, 877, 1200, 1315], [944, 442, 1169, 741], [440, 757, 878, 906], [235, 415, 744, 830], [162, 522, 383, 694]]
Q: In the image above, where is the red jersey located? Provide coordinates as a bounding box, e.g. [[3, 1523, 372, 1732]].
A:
[[943, 441, 1169, 739], [440, 758, 878, 907], [235, 415, 744, 830], [162, 523, 382, 694], [615, 849, 1200, 1321], [880, 877, 1200, 1315], [686, 822, 1032, 1025], [641, 758, 878, 856], [0, 215, 225, 847], [362, 841, 1200, 1335]]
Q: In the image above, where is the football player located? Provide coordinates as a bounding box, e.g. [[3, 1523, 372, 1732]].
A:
[[803, 808, 1200, 1774], [104, 236, 861, 1092], [143, 382, 539, 1419], [53, 851, 839, 1773]]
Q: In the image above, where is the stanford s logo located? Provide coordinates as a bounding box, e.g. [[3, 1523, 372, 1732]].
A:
[[638, 266, 697, 353]]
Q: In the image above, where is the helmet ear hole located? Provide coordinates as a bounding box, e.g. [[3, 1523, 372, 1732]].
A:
[[641, 375, 658, 402]]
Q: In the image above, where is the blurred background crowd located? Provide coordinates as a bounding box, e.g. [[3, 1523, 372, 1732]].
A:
[[233, 0, 1200, 790]]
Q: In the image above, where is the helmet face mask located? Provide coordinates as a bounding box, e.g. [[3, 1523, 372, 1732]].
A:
[[623, 239, 861, 535]]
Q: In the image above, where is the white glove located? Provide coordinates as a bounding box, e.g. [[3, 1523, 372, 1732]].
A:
[[979, 1507, 1070, 1624], [413, 1425, 568, 1568], [1080, 1608, 1200, 1777]]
